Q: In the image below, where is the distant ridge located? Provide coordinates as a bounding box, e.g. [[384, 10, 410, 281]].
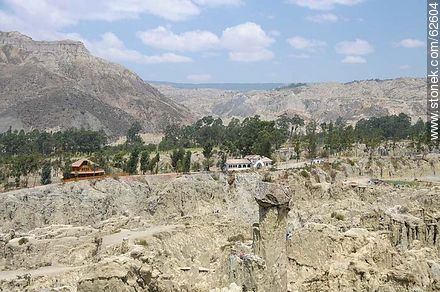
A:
[[149, 81, 287, 91], [158, 77, 426, 124]]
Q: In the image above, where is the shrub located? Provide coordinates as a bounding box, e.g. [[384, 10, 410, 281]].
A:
[[18, 237, 28, 245], [331, 212, 345, 221], [299, 170, 310, 178], [136, 239, 148, 246], [191, 162, 201, 172]]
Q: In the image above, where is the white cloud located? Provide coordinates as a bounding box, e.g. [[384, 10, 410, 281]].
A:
[[0, 0, 201, 37], [137, 22, 274, 62], [221, 22, 275, 62], [336, 39, 373, 64], [342, 56, 366, 64], [221, 22, 273, 52], [106, 0, 200, 21], [288, 0, 364, 10], [193, 0, 242, 6], [0, 0, 244, 41], [187, 74, 212, 81], [86, 32, 192, 64], [137, 26, 220, 52], [396, 38, 425, 48], [335, 39, 374, 55], [287, 36, 327, 51], [306, 13, 338, 23]]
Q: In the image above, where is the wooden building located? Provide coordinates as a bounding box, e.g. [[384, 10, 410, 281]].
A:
[[71, 159, 105, 178]]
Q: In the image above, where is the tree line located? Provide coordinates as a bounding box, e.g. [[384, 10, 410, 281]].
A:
[[0, 127, 107, 157], [0, 113, 437, 190], [0, 124, 161, 189], [158, 115, 303, 158], [159, 113, 436, 161]]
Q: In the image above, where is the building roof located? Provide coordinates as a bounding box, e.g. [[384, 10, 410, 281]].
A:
[[244, 155, 260, 160], [226, 159, 251, 164], [226, 156, 273, 165], [71, 159, 95, 168], [70, 170, 105, 175], [244, 155, 273, 163]]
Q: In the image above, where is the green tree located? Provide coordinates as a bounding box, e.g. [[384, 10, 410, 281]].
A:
[[306, 121, 318, 159], [139, 151, 150, 174], [63, 158, 72, 180], [95, 152, 109, 172], [124, 148, 140, 175], [126, 122, 143, 146], [253, 130, 272, 158], [170, 148, 185, 172], [183, 150, 192, 173], [149, 153, 160, 174], [40, 161, 52, 185], [365, 128, 383, 156], [113, 151, 126, 169], [202, 141, 214, 171]]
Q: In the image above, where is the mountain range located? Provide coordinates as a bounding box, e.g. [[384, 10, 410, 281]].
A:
[[0, 31, 426, 137]]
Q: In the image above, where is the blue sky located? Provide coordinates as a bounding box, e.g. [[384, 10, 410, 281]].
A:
[[0, 0, 426, 83]]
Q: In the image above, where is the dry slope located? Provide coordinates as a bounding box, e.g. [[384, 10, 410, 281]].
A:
[[0, 31, 191, 136]]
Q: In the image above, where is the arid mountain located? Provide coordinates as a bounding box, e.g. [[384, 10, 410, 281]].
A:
[[158, 78, 426, 124], [0, 31, 190, 136]]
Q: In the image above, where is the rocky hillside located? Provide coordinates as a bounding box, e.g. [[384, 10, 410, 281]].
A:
[[0, 31, 191, 136], [158, 78, 426, 123]]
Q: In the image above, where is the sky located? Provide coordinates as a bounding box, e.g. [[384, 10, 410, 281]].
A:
[[0, 0, 426, 83]]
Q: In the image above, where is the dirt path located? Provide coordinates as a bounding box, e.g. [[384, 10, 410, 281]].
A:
[[0, 264, 81, 281], [102, 224, 184, 247]]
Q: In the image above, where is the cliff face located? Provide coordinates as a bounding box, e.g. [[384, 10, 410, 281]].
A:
[[0, 31, 191, 136]]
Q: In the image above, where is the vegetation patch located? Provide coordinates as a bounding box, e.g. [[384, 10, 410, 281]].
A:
[[331, 212, 345, 221], [300, 170, 310, 178], [135, 239, 148, 246], [18, 237, 29, 245]]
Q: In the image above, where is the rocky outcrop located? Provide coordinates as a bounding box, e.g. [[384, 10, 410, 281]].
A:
[[254, 183, 291, 291], [384, 206, 440, 251], [225, 182, 291, 291]]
